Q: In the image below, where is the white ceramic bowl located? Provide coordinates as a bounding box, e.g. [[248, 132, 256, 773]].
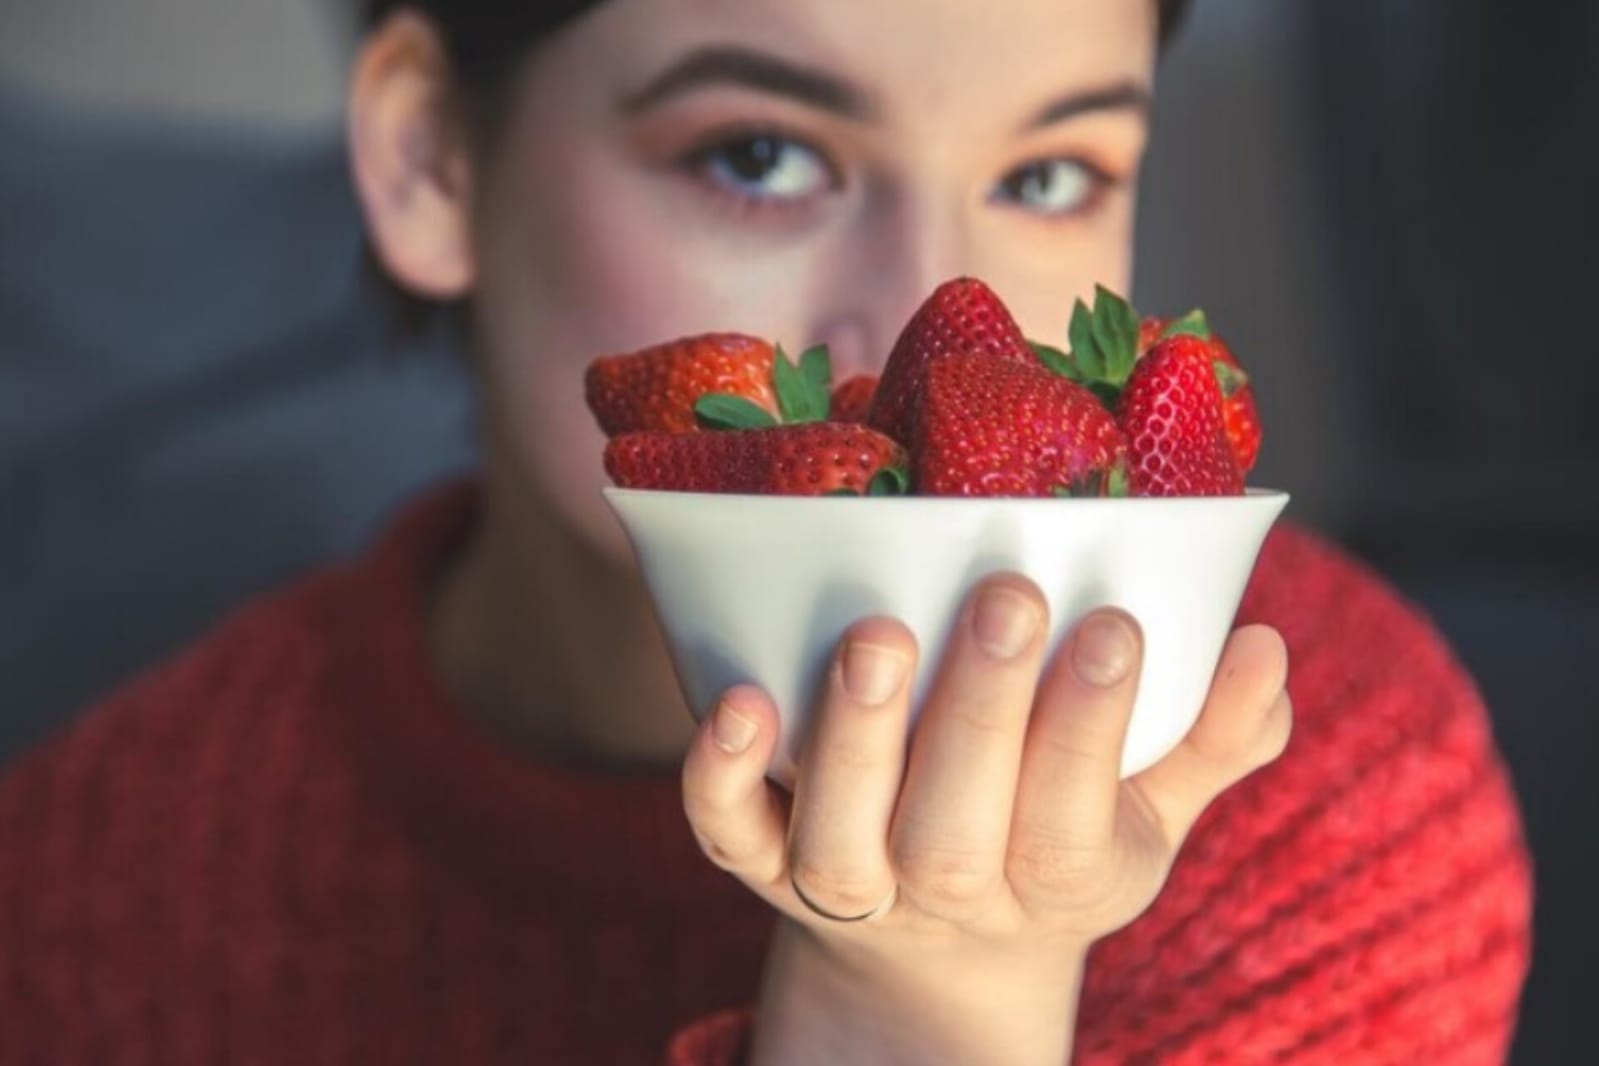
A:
[[604, 487, 1289, 790]]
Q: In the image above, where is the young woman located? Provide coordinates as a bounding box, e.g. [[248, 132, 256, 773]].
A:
[[0, 1, 1531, 1062]]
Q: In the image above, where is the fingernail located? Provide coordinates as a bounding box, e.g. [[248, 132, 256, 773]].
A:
[[1072, 613, 1136, 687], [712, 700, 758, 754], [842, 642, 908, 706], [972, 586, 1040, 660]]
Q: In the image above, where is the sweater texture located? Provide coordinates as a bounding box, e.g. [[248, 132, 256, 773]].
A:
[[0, 484, 1532, 1064]]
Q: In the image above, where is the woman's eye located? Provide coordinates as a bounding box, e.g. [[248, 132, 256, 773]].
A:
[[994, 158, 1106, 217], [695, 134, 832, 203]]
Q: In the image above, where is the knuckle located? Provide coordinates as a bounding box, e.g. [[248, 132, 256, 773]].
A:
[[1035, 725, 1113, 770], [692, 828, 756, 873], [892, 841, 999, 908], [1192, 699, 1278, 771], [788, 858, 889, 915], [1253, 691, 1294, 765], [1193, 728, 1253, 769], [681, 781, 730, 825], [946, 693, 1018, 738], [1007, 834, 1102, 896], [1190, 688, 1292, 783], [812, 736, 883, 774], [1012, 839, 1149, 919]]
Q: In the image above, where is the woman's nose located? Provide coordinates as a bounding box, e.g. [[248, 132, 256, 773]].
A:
[[808, 315, 876, 382], [809, 189, 973, 379]]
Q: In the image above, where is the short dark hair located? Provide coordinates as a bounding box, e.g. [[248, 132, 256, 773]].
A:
[[363, 0, 1192, 101], [360, 0, 1195, 337]]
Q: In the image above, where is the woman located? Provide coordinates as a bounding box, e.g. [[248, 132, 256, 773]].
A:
[[0, 1, 1531, 1063]]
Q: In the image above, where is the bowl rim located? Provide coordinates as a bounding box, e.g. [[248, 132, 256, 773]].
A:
[[602, 486, 1290, 505]]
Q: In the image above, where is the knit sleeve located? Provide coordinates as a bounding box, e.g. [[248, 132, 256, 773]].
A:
[[1072, 528, 1533, 1065], [664, 1008, 751, 1066]]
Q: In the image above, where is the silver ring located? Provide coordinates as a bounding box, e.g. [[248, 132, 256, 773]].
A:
[[790, 873, 898, 923]]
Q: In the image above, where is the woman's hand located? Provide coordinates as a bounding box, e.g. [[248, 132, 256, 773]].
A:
[[681, 574, 1292, 1066]]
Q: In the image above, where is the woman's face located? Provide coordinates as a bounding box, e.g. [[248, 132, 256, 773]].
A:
[[464, 0, 1156, 557]]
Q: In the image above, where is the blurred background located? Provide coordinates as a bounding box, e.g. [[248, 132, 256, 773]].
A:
[[0, 0, 1593, 1059]]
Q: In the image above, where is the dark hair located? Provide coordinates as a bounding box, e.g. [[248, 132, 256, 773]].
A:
[[364, 0, 1193, 101], [361, 0, 1194, 336]]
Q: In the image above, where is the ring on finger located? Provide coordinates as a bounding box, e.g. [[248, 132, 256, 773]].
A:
[[790, 872, 899, 923]]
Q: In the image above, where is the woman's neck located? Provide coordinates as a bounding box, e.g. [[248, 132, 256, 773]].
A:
[[428, 462, 698, 774]]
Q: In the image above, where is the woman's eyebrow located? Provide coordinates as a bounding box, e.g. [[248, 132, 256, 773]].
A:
[[1023, 81, 1152, 131], [621, 45, 879, 121]]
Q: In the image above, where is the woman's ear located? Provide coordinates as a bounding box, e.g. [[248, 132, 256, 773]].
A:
[[348, 11, 476, 299]]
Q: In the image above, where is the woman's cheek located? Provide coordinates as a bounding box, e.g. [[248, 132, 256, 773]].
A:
[[467, 185, 743, 561]]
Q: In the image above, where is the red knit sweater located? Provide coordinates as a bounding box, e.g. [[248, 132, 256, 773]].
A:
[[0, 485, 1531, 1064]]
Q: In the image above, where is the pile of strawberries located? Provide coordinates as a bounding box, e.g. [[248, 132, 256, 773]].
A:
[[586, 278, 1260, 498]]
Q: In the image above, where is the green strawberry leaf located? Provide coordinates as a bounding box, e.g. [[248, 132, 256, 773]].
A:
[[1068, 299, 1103, 380], [1106, 460, 1130, 498], [1092, 284, 1140, 386], [771, 345, 804, 423], [1051, 461, 1131, 498], [798, 344, 833, 391], [773, 344, 831, 425], [1030, 341, 1086, 382], [1088, 381, 1124, 410], [1213, 360, 1250, 399], [1163, 309, 1212, 342], [868, 466, 909, 496], [824, 488, 859, 496], [694, 394, 779, 430], [1068, 287, 1140, 389], [1053, 473, 1105, 498]]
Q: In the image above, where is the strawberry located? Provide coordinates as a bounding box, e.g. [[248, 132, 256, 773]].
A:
[[605, 423, 909, 496], [690, 343, 836, 432], [1140, 312, 1260, 473], [1030, 284, 1143, 409], [868, 277, 1034, 446], [829, 374, 879, 423], [585, 333, 778, 436], [913, 353, 1129, 497], [1137, 316, 1168, 355], [1037, 290, 1261, 484], [1117, 334, 1243, 496]]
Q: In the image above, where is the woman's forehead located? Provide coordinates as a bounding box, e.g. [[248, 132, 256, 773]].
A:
[[575, 0, 1157, 119]]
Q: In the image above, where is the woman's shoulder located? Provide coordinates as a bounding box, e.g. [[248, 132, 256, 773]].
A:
[[0, 485, 485, 1038], [1076, 519, 1532, 1062], [0, 480, 472, 862], [0, 558, 367, 820], [1240, 520, 1488, 725], [0, 561, 381, 990], [0, 482, 472, 797], [1244, 520, 1449, 661], [1235, 518, 1511, 796]]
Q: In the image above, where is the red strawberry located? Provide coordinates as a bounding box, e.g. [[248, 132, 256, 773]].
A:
[[1140, 313, 1261, 473], [605, 423, 908, 496], [914, 353, 1129, 497], [830, 374, 879, 423], [585, 333, 778, 436], [1117, 335, 1243, 496], [1030, 284, 1143, 414], [1136, 316, 1168, 355], [868, 277, 1034, 446]]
